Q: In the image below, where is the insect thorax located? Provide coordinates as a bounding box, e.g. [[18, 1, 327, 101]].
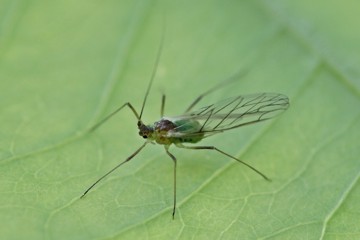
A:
[[150, 118, 204, 145]]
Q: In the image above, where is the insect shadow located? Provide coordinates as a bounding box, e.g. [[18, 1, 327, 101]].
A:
[[80, 34, 290, 220]]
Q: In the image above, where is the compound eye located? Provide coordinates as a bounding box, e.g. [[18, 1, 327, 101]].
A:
[[142, 135, 147, 139]]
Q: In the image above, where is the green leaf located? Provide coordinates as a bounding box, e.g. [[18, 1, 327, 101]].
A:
[[1, 0, 359, 239]]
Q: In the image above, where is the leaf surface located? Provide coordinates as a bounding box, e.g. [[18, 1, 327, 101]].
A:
[[0, 0, 359, 239]]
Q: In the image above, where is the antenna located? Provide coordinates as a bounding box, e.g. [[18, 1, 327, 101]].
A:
[[87, 21, 166, 133], [139, 22, 166, 120]]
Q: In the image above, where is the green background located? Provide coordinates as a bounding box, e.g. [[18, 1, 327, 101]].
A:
[[0, 0, 359, 239]]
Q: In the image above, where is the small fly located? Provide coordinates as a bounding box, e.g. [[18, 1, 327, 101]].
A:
[[81, 33, 289, 219]]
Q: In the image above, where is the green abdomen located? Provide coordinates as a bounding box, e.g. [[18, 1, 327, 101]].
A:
[[172, 119, 204, 144]]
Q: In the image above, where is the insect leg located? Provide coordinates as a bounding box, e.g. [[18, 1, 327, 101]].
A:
[[176, 144, 270, 181], [165, 146, 177, 219], [161, 94, 166, 118], [81, 141, 149, 198], [88, 102, 140, 133], [184, 69, 249, 113]]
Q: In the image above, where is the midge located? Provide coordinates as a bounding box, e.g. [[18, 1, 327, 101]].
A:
[[81, 38, 289, 219]]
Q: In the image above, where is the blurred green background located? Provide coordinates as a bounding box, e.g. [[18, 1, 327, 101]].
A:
[[0, 0, 359, 239]]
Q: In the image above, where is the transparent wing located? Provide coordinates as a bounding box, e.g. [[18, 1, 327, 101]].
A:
[[168, 93, 289, 138]]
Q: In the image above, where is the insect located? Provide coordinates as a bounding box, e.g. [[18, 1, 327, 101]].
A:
[[81, 35, 290, 219]]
